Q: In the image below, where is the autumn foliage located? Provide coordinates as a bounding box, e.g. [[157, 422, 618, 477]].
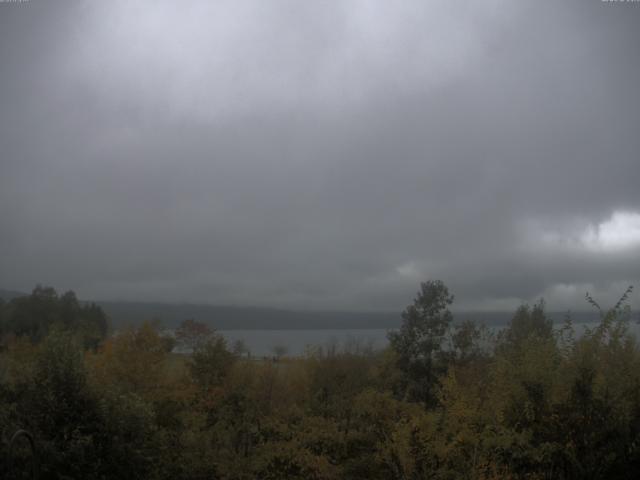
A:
[[0, 283, 639, 479]]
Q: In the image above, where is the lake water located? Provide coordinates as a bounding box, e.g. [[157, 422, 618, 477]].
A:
[[219, 321, 640, 357], [219, 329, 389, 357]]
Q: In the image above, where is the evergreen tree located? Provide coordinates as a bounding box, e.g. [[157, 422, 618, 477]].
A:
[[388, 280, 454, 407]]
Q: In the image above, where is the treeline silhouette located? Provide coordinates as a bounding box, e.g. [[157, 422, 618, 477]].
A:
[[0, 282, 638, 479]]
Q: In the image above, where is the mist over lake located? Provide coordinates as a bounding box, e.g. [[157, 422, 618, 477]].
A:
[[218, 319, 640, 357]]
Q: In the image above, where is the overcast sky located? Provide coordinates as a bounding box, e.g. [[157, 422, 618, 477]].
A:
[[1, 0, 639, 312]]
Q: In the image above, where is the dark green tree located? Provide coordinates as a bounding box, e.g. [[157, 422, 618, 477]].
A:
[[0, 298, 6, 343], [499, 300, 553, 351], [189, 334, 237, 392], [24, 330, 102, 478], [6, 285, 60, 341], [3, 286, 108, 348], [450, 319, 486, 365], [388, 280, 454, 407]]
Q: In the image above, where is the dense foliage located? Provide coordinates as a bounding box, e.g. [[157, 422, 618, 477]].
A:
[[0, 286, 108, 348], [1, 283, 639, 479]]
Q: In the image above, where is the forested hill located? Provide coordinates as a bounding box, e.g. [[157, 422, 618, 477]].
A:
[[95, 301, 401, 330], [0, 289, 27, 301], [0, 288, 602, 329], [94, 303, 603, 330]]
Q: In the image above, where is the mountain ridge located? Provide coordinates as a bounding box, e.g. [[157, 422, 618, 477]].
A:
[[0, 288, 606, 330]]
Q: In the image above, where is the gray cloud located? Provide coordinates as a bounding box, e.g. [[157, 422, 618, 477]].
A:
[[1, 0, 639, 312]]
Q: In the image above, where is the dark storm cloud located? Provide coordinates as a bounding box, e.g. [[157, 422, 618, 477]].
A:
[[1, 0, 639, 312]]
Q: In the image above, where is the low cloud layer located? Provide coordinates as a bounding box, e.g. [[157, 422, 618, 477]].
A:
[[1, 0, 639, 312]]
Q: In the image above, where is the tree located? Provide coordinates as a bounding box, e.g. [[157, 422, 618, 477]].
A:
[[0, 298, 6, 344], [450, 319, 487, 365], [189, 334, 237, 392], [388, 280, 454, 407], [272, 344, 289, 361], [78, 302, 109, 350], [25, 330, 102, 479], [6, 285, 60, 341], [2, 286, 108, 348], [90, 322, 171, 397], [499, 300, 553, 352], [175, 318, 213, 352], [232, 338, 250, 357]]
